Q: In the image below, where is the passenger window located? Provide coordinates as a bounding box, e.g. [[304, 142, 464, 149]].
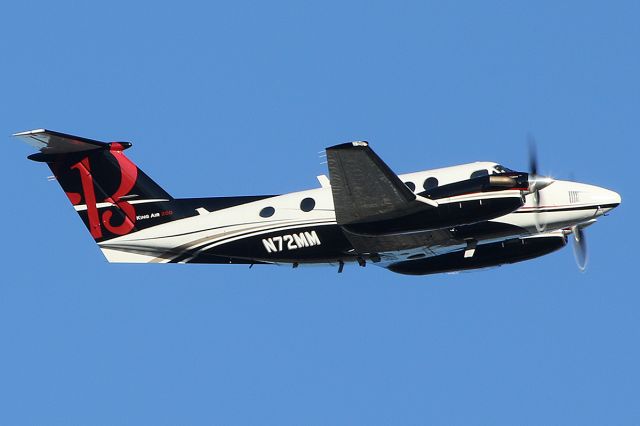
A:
[[259, 206, 275, 218], [423, 177, 439, 190], [300, 197, 316, 212]]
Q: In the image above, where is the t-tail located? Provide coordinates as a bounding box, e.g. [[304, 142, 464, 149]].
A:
[[14, 129, 175, 243]]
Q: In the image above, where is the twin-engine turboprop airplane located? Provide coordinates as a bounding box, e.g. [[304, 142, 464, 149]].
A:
[[14, 129, 621, 275]]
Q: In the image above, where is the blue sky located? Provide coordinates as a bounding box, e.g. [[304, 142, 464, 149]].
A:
[[1, 1, 638, 424]]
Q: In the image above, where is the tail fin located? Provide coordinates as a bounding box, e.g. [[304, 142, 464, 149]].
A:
[[15, 129, 173, 242]]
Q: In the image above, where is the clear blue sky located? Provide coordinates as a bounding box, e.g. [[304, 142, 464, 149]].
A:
[[1, 1, 638, 424]]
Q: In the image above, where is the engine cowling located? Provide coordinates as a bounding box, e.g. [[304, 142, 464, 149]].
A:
[[344, 192, 523, 234], [388, 234, 567, 275], [344, 173, 529, 235]]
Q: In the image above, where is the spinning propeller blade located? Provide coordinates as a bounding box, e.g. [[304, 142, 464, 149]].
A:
[[572, 225, 588, 272], [527, 136, 550, 232], [528, 135, 538, 177]]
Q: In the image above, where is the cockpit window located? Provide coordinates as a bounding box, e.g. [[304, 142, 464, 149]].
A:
[[493, 164, 514, 174], [470, 169, 489, 179]]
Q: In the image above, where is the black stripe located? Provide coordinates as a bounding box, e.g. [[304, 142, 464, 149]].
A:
[[515, 203, 618, 214], [123, 218, 335, 243], [168, 221, 338, 263]]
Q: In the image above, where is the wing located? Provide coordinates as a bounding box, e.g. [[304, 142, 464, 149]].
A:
[[326, 141, 436, 225], [342, 226, 454, 254]]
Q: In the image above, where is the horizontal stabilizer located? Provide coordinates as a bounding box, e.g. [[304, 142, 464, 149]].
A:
[[13, 129, 129, 157]]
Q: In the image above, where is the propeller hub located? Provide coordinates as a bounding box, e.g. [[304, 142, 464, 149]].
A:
[[528, 175, 554, 193]]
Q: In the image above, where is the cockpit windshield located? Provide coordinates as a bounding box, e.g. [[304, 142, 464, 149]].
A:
[[493, 164, 515, 174]]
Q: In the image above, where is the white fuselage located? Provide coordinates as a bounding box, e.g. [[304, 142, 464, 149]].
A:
[[99, 161, 621, 267]]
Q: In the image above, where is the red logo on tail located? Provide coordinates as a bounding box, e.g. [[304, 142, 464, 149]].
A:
[[66, 145, 138, 239]]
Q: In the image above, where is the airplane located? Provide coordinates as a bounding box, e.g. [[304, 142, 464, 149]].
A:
[[13, 129, 621, 275]]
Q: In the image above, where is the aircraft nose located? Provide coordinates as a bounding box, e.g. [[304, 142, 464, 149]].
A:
[[593, 186, 621, 211]]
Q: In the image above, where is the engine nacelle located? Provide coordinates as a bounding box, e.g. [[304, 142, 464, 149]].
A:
[[388, 234, 567, 275], [345, 192, 524, 235]]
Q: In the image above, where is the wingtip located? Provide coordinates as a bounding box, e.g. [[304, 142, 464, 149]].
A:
[[12, 128, 47, 137], [326, 140, 370, 150]]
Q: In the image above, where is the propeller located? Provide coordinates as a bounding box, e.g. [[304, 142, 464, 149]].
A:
[[526, 137, 587, 271], [571, 225, 588, 272], [527, 136, 553, 232], [528, 135, 538, 177]]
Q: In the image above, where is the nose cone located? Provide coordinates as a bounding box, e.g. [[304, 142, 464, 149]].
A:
[[567, 181, 621, 215], [594, 186, 621, 212]]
